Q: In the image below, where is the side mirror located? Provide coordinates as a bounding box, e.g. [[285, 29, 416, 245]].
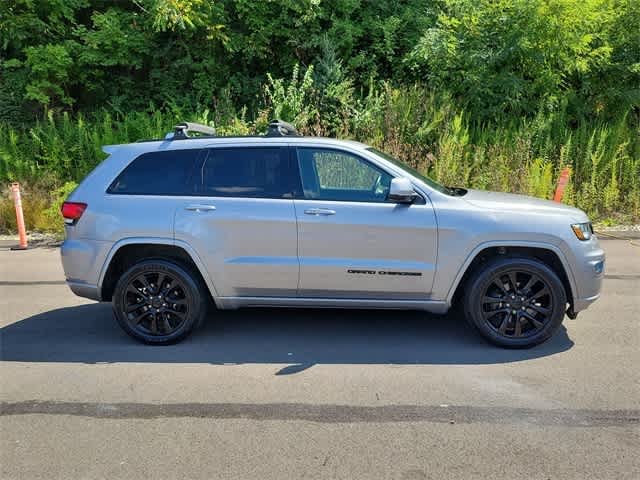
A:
[[388, 177, 418, 204]]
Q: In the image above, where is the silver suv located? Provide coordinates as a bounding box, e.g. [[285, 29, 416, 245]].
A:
[[60, 121, 605, 348]]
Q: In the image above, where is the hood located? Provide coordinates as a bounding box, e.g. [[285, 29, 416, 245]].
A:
[[462, 189, 588, 221]]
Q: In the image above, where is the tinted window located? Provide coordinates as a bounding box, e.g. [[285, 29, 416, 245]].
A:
[[108, 149, 203, 195], [201, 147, 299, 198], [297, 148, 392, 202]]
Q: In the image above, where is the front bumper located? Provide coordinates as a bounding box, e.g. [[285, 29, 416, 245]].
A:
[[572, 293, 601, 314], [568, 239, 605, 313]]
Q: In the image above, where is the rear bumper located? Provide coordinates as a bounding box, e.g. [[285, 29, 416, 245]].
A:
[[60, 238, 112, 301], [67, 280, 101, 301]]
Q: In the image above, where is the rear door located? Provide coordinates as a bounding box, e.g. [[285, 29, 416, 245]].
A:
[[174, 145, 301, 297], [293, 146, 437, 299]]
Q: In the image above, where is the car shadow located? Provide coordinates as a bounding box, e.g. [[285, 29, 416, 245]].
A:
[[0, 303, 573, 373]]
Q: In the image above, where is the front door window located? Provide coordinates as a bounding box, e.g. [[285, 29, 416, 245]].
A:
[[297, 148, 392, 202]]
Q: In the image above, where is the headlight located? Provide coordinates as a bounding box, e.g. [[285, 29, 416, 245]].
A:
[[571, 222, 593, 241]]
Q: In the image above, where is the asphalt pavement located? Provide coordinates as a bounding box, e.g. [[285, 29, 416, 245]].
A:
[[1, 240, 638, 479]]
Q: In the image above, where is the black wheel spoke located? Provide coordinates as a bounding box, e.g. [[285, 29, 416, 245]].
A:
[[160, 277, 174, 294], [482, 307, 508, 320], [168, 297, 187, 305], [169, 309, 187, 320], [522, 311, 545, 329], [528, 304, 551, 316], [491, 280, 508, 296], [137, 274, 152, 293], [155, 273, 167, 294], [161, 315, 172, 333], [521, 274, 539, 294], [126, 301, 146, 313], [531, 287, 550, 300], [148, 315, 158, 334], [497, 314, 510, 334], [483, 295, 503, 304], [127, 284, 147, 300], [513, 316, 522, 337], [130, 310, 150, 324], [507, 272, 518, 292]]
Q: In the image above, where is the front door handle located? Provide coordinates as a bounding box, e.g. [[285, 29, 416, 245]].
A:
[[304, 208, 336, 216], [185, 204, 216, 212]]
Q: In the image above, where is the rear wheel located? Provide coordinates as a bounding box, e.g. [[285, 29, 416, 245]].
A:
[[113, 259, 207, 344], [463, 257, 567, 348]]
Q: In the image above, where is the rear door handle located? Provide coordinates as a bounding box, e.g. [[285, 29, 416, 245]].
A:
[[304, 208, 336, 216], [185, 204, 216, 212]]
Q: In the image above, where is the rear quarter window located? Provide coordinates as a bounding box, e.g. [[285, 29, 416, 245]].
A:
[[108, 149, 203, 195]]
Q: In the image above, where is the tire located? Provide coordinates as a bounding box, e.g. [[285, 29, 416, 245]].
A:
[[463, 257, 567, 348], [113, 259, 208, 345]]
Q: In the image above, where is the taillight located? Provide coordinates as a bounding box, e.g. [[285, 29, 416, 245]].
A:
[[61, 202, 87, 224]]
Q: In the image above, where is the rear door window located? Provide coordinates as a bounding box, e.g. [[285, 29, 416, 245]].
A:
[[200, 147, 300, 198], [108, 149, 203, 195]]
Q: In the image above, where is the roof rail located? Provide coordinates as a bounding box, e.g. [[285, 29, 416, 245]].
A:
[[265, 119, 300, 137], [166, 122, 216, 140]]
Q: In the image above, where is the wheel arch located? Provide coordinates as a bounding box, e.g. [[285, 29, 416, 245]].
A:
[[98, 238, 220, 306], [447, 241, 577, 309]]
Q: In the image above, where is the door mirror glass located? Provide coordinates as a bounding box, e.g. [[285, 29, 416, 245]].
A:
[[388, 177, 418, 203]]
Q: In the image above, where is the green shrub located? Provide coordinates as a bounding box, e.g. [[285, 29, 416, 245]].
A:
[[39, 182, 79, 234]]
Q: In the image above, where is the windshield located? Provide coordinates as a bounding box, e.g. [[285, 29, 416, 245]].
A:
[[366, 147, 455, 195]]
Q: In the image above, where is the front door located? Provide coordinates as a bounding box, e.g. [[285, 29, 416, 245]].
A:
[[293, 147, 438, 299], [174, 145, 301, 297]]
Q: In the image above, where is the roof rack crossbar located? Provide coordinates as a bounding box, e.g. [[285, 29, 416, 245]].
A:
[[157, 119, 299, 142], [266, 119, 300, 137], [168, 122, 216, 140]]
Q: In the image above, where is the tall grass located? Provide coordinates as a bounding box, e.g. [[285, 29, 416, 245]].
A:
[[1, 85, 638, 233], [340, 85, 639, 222]]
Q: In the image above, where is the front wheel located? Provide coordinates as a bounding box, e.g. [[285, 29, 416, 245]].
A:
[[113, 259, 207, 344], [464, 257, 567, 348]]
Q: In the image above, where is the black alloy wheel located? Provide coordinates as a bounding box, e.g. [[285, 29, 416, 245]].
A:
[[113, 260, 207, 344], [124, 271, 190, 336], [481, 269, 553, 338], [464, 257, 567, 348]]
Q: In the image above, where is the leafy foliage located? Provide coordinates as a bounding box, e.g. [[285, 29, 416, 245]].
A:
[[407, 0, 639, 120], [1, 1, 434, 116], [0, 0, 638, 231], [264, 64, 316, 127]]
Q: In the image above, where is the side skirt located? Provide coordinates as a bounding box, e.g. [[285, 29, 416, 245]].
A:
[[217, 296, 450, 314]]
